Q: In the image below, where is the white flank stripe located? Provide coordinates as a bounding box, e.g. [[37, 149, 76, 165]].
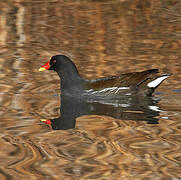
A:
[[86, 87, 129, 94], [147, 76, 169, 88], [117, 87, 130, 90]]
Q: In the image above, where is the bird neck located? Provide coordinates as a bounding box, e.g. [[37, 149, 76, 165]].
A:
[[58, 71, 85, 95]]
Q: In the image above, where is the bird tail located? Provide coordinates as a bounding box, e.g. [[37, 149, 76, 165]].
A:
[[137, 73, 171, 96], [147, 74, 171, 89]]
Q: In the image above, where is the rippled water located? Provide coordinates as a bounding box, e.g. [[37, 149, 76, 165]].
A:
[[0, 0, 181, 179]]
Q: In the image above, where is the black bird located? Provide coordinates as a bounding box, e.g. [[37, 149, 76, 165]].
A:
[[39, 55, 171, 98]]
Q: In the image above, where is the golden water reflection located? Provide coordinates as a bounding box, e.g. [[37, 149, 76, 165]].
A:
[[0, 0, 181, 179]]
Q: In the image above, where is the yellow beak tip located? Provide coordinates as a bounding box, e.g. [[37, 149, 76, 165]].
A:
[[40, 119, 46, 122], [39, 67, 46, 71]]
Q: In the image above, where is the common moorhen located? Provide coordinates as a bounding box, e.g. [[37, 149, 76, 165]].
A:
[[39, 55, 171, 98]]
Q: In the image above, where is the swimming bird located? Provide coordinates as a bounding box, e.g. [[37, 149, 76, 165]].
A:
[[39, 55, 171, 98]]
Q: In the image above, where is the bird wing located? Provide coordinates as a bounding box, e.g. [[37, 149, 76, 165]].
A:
[[87, 69, 159, 92]]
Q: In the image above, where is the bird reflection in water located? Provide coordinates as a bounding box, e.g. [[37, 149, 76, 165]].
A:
[[39, 55, 169, 130], [41, 95, 161, 130]]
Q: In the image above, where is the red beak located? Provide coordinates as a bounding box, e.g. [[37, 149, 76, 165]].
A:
[[39, 61, 50, 71], [40, 119, 51, 125]]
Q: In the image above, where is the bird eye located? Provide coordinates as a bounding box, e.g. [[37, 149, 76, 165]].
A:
[[50, 59, 56, 65]]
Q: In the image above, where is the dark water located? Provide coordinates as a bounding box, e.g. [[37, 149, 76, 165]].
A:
[[0, 0, 181, 179]]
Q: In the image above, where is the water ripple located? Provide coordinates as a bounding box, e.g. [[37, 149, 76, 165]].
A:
[[0, 0, 180, 179]]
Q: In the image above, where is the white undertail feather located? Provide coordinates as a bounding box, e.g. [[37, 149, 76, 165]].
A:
[[147, 75, 169, 88]]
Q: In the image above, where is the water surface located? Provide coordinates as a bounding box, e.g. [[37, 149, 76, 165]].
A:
[[0, 0, 181, 179]]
